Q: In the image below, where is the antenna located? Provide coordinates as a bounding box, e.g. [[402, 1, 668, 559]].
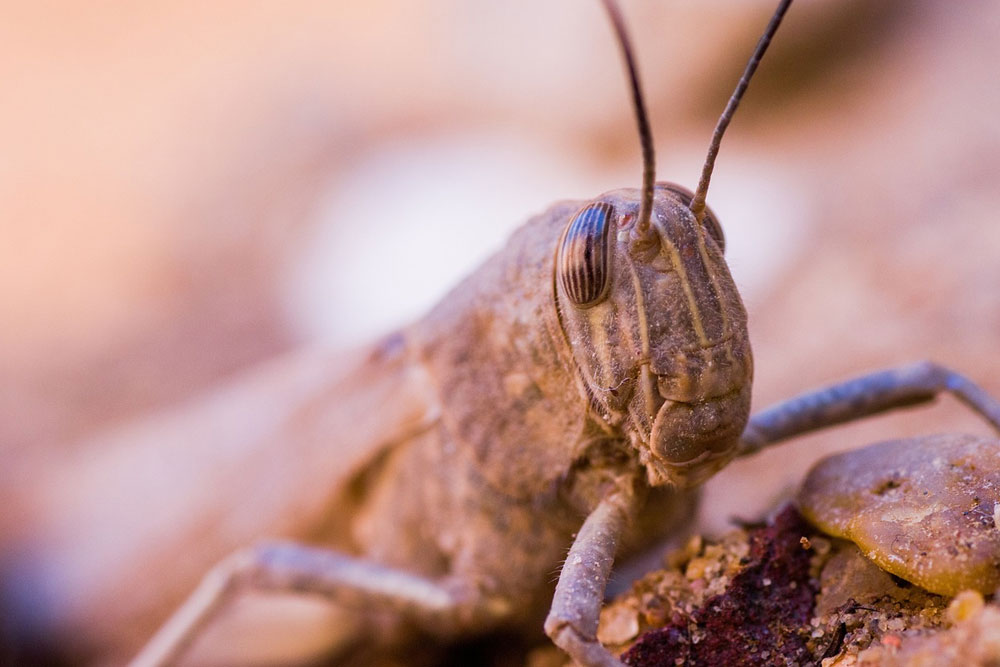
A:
[[601, 0, 655, 234], [689, 0, 793, 225]]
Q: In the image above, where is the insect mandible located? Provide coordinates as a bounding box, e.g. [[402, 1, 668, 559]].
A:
[[111, 1, 1000, 665]]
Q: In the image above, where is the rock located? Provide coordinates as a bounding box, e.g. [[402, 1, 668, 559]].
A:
[[618, 507, 817, 666], [797, 434, 1000, 596], [598, 507, 957, 665]]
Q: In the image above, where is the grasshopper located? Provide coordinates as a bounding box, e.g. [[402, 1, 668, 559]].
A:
[[92, 1, 1000, 665]]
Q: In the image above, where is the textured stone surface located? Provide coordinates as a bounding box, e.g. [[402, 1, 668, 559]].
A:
[[798, 434, 1000, 596], [618, 507, 817, 666], [598, 506, 1000, 666]]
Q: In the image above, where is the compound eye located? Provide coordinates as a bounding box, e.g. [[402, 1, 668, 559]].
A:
[[557, 202, 614, 308]]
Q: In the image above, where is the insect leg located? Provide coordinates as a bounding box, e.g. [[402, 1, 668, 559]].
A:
[[131, 542, 504, 667], [738, 360, 1000, 457], [545, 487, 640, 667]]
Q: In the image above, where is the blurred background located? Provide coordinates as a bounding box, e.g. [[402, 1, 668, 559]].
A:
[[2, 0, 999, 663]]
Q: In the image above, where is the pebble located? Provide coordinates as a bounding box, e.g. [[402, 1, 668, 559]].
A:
[[797, 434, 1000, 596]]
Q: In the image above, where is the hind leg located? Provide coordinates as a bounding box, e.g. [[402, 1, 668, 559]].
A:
[[130, 541, 516, 667]]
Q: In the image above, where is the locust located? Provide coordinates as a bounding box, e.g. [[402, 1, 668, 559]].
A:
[[98, 1, 1000, 665]]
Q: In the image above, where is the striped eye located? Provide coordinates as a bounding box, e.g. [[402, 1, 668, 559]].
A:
[[557, 202, 614, 308]]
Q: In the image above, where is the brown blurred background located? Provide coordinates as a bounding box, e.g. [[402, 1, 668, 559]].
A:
[[2, 0, 999, 663]]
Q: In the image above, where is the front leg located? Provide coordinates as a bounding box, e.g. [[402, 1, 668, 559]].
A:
[[131, 543, 511, 667], [739, 360, 1000, 456], [545, 485, 641, 667]]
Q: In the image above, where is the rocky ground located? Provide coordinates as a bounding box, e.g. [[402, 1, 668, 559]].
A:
[[583, 433, 1000, 666], [596, 507, 1000, 666]]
